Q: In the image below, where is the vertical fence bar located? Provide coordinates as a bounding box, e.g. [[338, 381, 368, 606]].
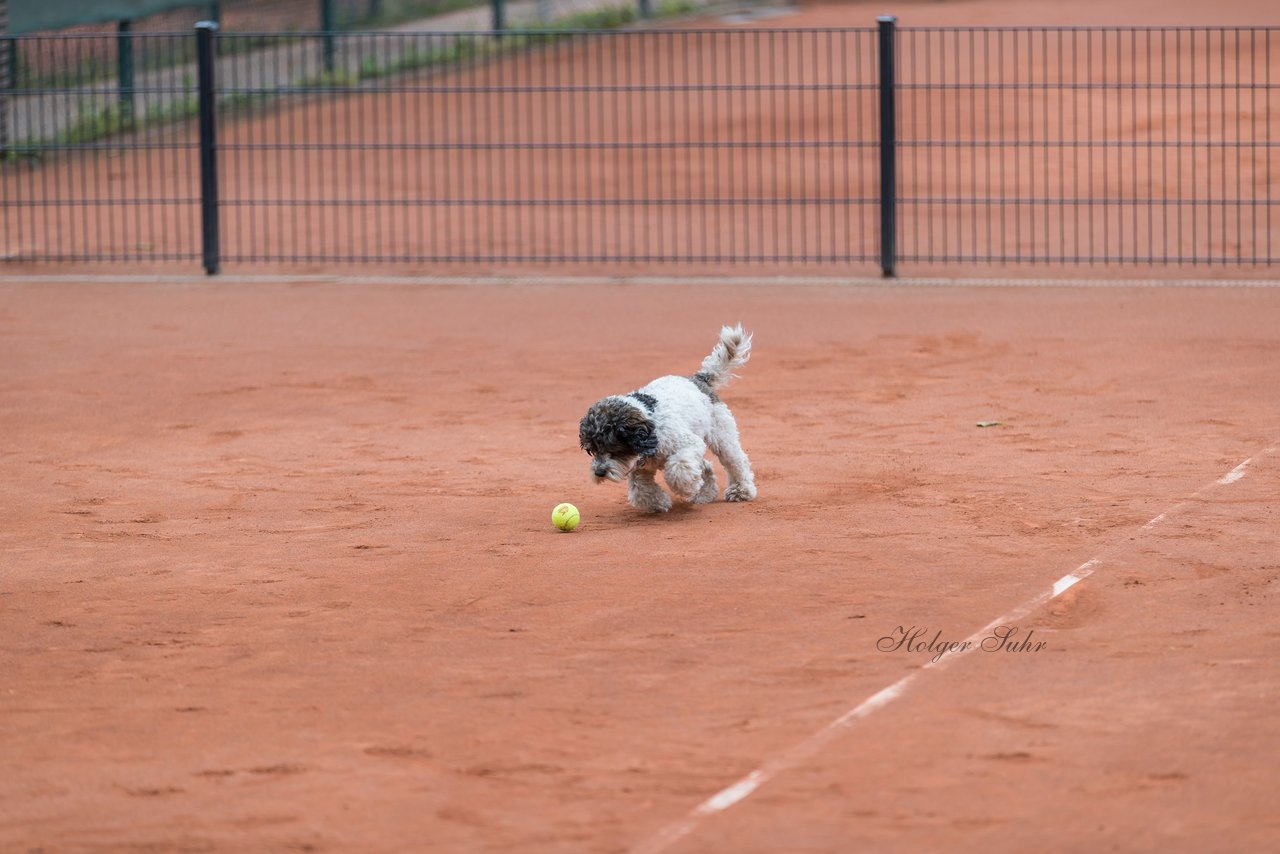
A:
[[321, 0, 335, 72], [492, 0, 505, 32], [196, 21, 221, 275], [117, 20, 135, 123], [877, 16, 898, 277], [639, 0, 653, 18], [0, 0, 9, 158]]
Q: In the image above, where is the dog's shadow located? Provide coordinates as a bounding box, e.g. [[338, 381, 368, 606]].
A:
[[591, 499, 732, 530]]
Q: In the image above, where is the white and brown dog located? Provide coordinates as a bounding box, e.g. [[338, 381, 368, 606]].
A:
[[578, 325, 757, 513]]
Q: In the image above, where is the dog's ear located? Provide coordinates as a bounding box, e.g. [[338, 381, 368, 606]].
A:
[[621, 409, 659, 457]]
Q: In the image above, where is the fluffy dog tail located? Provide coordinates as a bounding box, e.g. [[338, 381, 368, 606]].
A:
[[695, 324, 752, 390]]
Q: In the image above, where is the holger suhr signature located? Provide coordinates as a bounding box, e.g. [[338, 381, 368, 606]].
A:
[[877, 626, 1047, 664]]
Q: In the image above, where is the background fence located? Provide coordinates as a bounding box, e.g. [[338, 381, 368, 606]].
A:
[[894, 26, 1277, 267], [1, 20, 1276, 272], [4, 1, 696, 86]]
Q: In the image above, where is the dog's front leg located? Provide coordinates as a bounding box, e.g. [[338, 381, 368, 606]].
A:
[[662, 445, 708, 503], [628, 463, 671, 513]]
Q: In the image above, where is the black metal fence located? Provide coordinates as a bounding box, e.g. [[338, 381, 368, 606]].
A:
[[2, 20, 1277, 273], [894, 25, 1278, 267]]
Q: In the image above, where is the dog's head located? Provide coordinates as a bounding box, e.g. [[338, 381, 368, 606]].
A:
[[579, 398, 659, 483]]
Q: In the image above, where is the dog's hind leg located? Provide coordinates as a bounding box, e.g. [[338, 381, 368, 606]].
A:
[[709, 405, 756, 502], [692, 459, 718, 504], [628, 463, 672, 513]]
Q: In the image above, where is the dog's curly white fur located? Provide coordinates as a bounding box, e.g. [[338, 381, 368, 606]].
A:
[[579, 325, 757, 513]]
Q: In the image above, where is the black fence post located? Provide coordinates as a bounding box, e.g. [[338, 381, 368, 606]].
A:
[[320, 0, 336, 73], [639, 0, 653, 18], [117, 20, 135, 124], [492, 0, 505, 32], [876, 15, 898, 278], [1, 0, 10, 158], [196, 21, 221, 275]]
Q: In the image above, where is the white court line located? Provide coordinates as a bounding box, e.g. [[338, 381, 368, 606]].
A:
[[1218, 458, 1255, 484], [632, 444, 1276, 854]]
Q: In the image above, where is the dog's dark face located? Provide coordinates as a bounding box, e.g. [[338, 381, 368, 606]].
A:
[[579, 399, 659, 483]]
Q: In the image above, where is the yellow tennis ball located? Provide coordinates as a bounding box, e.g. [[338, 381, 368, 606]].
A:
[[551, 502, 580, 532]]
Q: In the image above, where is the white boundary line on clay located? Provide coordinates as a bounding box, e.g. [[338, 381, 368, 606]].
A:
[[631, 444, 1277, 854], [0, 274, 1279, 288]]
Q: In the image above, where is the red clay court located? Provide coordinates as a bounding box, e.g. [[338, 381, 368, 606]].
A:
[[2, 279, 1278, 851], [2, 1, 1279, 853]]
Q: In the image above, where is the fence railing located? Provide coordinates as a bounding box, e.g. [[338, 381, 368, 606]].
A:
[[2, 20, 1277, 273], [893, 25, 1278, 267]]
